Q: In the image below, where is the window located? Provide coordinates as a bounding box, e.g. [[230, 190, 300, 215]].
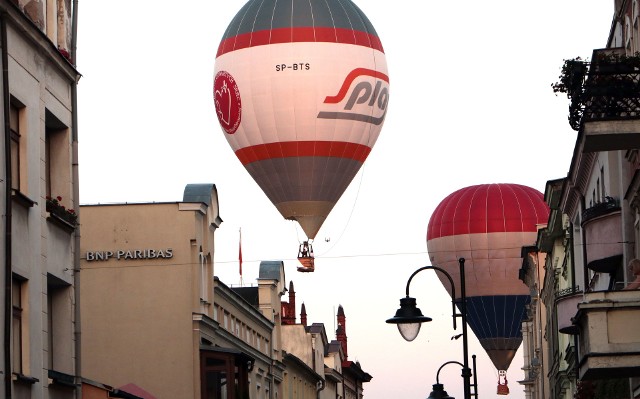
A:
[[47, 274, 71, 372], [10, 103, 20, 191], [45, 110, 70, 202], [12, 277, 26, 375], [200, 350, 250, 399], [199, 250, 210, 309]]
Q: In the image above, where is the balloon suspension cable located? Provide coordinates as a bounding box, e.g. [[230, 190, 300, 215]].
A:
[[497, 370, 509, 396], [315, 164, 366, 258]]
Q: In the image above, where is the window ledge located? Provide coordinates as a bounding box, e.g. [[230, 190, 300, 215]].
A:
[[11, 190, 36, 208], [12, 372, 39, 384], [47, 212, 77, 233], [48, 369, 77, 389]]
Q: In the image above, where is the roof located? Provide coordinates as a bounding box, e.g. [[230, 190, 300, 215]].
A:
[[343, 360, 373, 382], [258, 260, 285, 281], [115, 383, 156, 399], [283, 352, 324, 382], [183, 183, 217, 206], [232, 286, 259, 307]]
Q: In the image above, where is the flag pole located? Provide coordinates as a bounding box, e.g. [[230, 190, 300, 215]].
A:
[[239, 227, 243, 286]]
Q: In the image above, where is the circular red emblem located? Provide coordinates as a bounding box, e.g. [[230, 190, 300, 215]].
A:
[[214, 71, 242, 134]]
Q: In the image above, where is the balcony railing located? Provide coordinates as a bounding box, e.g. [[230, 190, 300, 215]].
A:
[[553, 48, 640, 150], [583, 50, 640, 122]]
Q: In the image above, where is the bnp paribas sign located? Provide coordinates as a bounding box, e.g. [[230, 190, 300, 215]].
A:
[[85, 248, 174, 261]]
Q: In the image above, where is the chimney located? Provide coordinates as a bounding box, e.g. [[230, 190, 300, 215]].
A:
[[336, 305, 347, 359], [288, 281, 296, 323], [281, 281, 297, 325], [300, 302, 307, 326]]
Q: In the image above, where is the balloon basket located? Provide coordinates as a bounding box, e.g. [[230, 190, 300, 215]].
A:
[[297, 241, 315, 272], [297, 257, 315, 273], [497, 370, 509, 395]]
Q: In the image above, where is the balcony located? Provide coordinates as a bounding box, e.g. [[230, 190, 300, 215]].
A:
[[556, 289, 582, 335], [553, 48, 640, 151], [582, 48, 640, 151], [574, 290, 640, 380], [581, 197, 622, 273]]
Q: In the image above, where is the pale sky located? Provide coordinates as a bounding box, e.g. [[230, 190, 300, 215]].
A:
[[76, 2, 613, 398]]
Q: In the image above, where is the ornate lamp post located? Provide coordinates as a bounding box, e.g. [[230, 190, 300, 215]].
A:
[[386, 258, 476, 399]]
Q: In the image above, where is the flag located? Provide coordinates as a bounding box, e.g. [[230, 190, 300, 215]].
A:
[[238, 228, 243, 277]]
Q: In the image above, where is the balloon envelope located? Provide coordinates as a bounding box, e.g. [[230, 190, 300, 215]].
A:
[[214, 0, 389, 239], [426, 183, 549, 371]]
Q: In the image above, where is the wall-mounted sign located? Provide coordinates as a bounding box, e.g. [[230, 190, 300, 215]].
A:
[[85, 248, 173, 261]]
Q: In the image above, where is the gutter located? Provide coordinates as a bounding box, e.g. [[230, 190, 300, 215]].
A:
[[2, 11, 12, 399], [70, 0, 81, 396]]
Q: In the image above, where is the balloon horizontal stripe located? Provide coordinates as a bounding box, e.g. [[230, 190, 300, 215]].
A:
[[427, 183, 549, 239], [235, 141, 371, 165], [217, 27, 384, 57]]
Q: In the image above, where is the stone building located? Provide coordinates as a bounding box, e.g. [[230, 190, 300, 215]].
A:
[[0, 0, 81, 398], [520, 1, 640, 397]]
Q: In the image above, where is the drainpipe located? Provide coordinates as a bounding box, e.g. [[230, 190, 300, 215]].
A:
[[316, 379, 325, 399], [70, 1, 80, 398], [569, 222, 577, 291], [580, 197, 589, 292], [2, 11, 12, 399], [569, 221, 580, 386]]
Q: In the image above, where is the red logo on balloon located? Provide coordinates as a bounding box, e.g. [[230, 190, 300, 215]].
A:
[[214, 71, 242, 134]]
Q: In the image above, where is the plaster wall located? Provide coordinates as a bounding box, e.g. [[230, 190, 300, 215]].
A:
[[80, 202, 211, 399], [281, 324, 313, 365]]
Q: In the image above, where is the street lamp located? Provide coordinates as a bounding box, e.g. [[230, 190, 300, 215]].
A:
[[425, 358, 478, 399], [386, 258, 475, 399]]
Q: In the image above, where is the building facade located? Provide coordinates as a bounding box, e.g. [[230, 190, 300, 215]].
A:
[[215, 262, 287, 399], [521, 1, 640, 397], [231, 268, 373, 399], [80, 184, 224, 399], [0, 0, 81, 398]]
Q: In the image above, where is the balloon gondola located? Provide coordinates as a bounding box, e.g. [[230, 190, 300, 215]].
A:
[[213, 0, 389, 272], [297, 241, 315, 273], [426, 183, 550, 395]]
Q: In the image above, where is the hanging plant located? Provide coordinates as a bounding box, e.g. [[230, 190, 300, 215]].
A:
[[551, 57, 589, 131]]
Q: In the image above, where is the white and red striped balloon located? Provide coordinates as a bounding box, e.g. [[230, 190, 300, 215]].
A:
[[214, 0, 389, 240]]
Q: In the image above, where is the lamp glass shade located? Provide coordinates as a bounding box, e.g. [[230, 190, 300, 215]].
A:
[[398, 322, 421, 342], [427, 383, 455, 399]]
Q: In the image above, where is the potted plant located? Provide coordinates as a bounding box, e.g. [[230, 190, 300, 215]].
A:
[[46, 195, 78, 227]]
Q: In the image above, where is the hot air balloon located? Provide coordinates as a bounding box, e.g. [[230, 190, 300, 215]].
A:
[[426, 183, 549, 395], [214, 0, 389, 272]]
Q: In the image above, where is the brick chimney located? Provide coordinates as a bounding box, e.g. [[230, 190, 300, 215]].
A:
[[300, 302, 307, 326], [336, 304, 347, 359], [281, 281, 296, 325]]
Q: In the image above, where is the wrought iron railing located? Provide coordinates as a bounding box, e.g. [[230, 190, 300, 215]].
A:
[[553, 49, 640, 130], [556, 286, 581, 299], [581, 196, 620, 225]]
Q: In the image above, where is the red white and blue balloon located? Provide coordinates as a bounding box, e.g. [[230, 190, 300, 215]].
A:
[[427, 184, 549, 374]]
